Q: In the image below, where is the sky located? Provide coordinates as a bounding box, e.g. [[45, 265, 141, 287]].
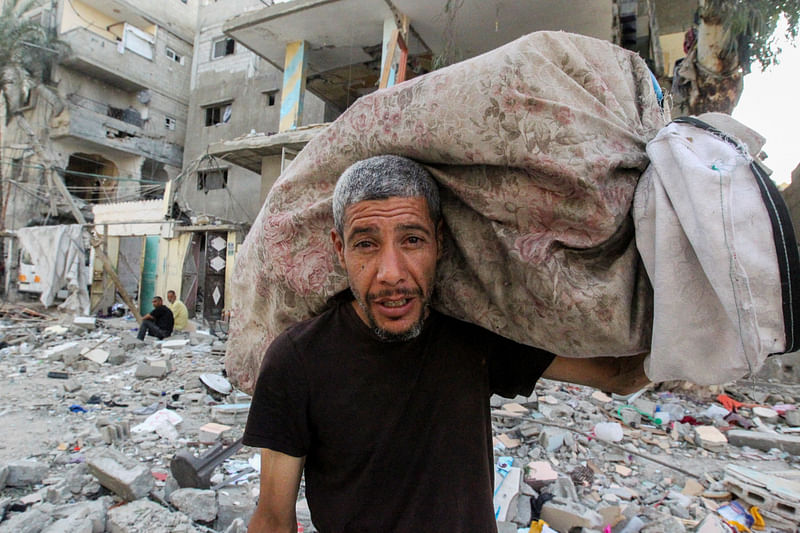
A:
[[732, 29, 800, 186]]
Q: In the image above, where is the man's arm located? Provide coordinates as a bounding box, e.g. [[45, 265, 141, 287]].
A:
[[247, 449, 305, 533], [542, 353, 650, 395]]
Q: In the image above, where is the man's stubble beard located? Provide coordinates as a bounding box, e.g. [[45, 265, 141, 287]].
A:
[[351, 285, 431, 343]]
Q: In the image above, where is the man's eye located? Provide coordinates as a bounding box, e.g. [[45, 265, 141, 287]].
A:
[[354, 241, 373, 248], [407, 236, 423, 244]]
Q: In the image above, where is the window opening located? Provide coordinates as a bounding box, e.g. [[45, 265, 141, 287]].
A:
[[166, 47, 183, 64], [197, 169, 228, 191], [212, 37, 235, 59], [204, 103, 231, 126]]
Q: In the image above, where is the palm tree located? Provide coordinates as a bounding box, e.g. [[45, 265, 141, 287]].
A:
[[0, 0, 75, 226], [0, 0, 68, 116], [673, 0, 800, 116]]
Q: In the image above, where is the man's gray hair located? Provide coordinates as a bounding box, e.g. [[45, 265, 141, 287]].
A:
[[332, 155, 440, 236]]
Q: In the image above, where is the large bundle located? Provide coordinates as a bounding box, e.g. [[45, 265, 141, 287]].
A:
[[226, 31, 666, 394]]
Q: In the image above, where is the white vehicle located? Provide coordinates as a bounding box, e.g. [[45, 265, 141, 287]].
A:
[[18, 249, 77, 300], [17, 249, 45, 293]]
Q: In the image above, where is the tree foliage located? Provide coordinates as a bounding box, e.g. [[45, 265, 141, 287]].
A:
[[701, 0, 800, 71], [0, 0, 69, 113]]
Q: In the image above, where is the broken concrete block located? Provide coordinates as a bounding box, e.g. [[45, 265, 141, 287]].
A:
[[539, 428, 566, 452], [107, 350, 127, 366], [694, 426, 727, 452], [496, 433, 520, 449], [135, 363, 168, 379], [211, 403, 251, 425], [0, 464, 8, 490], [0, 507, 52, 533], [784, 409, 800, 427], [216, 485, 256, 531], [86, 447, 154, 501], [540, 499, 603, 531], [63, 379, 82, 393], [524, 461, 558, 489], [45, 342, 82, 362], [696, 514, 734, 533], [597, 504, 625, 527], [81, 348, 109, 364], [727, 429, 800, 454], [43, 325, 69, 336], [5, 459, 49, 487], [752, 406, 779, 422], [44, 498, 111, 533], [723, 464, 800, 525], [170, 488, 218, 523], [120, 336, 144, 350], [72, 317, 96, 330], [107, 499, 197, 532], [198, 422, 232, 444], [162, 338, 190, 349], [538, 402, 575, 419]]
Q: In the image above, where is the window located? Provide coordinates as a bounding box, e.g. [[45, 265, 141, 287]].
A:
[[204, 103, 231, 126], [197, 169, 228, 191], [265, 90, 278, 107], [165, 116, 176, 130], [166, 47, 184, 64], [212, 37, 235, 59]]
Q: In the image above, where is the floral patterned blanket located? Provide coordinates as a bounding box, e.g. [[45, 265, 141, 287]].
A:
[[226, 31, 669, 394]]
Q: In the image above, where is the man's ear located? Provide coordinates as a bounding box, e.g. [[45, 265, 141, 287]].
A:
[[331, 228, 346, 268]]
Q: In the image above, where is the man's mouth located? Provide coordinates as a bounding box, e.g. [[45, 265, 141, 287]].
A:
[[381, 298, 410, 308]]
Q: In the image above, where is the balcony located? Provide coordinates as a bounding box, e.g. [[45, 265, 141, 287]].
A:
[[51, 96, 183, 168], [59, 26, 189, 97]]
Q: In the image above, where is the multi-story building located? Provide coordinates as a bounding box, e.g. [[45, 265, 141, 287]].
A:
[[1, 0, 197, 310]]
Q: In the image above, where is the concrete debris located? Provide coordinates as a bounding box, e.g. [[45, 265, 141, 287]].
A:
[[86, 447, 154, 501], [4, 460, 48, 487], [3, 311, 800, 532], [106, 499, 198, 532], [169, 488, 218, 523], [727, 428, 800, 454]]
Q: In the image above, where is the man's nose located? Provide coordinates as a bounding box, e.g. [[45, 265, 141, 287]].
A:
[[377, 244, 407, 284]]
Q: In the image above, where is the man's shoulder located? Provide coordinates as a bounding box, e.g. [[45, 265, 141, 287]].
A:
[[279, 302, 343, 346]]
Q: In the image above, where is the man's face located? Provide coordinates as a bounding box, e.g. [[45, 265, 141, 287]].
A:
[[152, 298, 162, 308], [167, 292, 176, 303], [332, 196, 441, 342]]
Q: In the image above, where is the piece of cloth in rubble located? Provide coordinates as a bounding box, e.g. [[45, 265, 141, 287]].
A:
[[15, 224, 90, 314], [226, 31, 666, 394], [243, 294, 555, 532], [633, 116, 800, 384]]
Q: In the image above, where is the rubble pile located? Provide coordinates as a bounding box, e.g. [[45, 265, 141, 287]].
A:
[[1, 305, 799, 532]]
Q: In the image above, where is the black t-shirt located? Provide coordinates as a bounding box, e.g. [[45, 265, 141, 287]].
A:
[[150, 305, 174, 335], [243, 296, 555, 533]]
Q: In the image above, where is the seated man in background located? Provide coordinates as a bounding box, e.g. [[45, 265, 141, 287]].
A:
[[167, 290, 188, 332], [137, 296, 174, 341]]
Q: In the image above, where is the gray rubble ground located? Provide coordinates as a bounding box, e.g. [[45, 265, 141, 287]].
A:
[[1, 311, 800, 532]]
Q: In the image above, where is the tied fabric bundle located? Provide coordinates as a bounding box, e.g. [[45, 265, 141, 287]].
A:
[[226, 31, 666, 394]]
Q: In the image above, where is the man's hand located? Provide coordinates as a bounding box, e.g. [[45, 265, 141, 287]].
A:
[[142, 314, 153, 321], [247, 449, 305, 533], [542, 353, 651, 395]]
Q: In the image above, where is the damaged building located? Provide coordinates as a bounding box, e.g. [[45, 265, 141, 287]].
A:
[[0, 0, 197, 315]]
